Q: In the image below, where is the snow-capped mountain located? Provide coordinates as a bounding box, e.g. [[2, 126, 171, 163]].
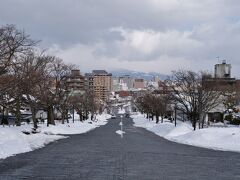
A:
[[109, 69, 168, 81]]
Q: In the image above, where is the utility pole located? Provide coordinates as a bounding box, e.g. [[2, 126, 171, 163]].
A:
[[120, 115, 123, 138], [174, 104, 177, 127], [72, 105, 74, 123]]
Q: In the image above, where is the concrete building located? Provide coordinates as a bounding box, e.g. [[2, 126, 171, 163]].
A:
[[120, 75, 134, 89], [92, 70, 112, 102], [112, 75, 134, 91], [202, 61, 240, 122], [215, 60, 231, 78], [85, 73, 94, 92], [112, 77, 121, 92], [203, 61, 237, 92]]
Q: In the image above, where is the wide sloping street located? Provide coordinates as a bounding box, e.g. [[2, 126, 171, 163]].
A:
[[1, 117, 240, 180]]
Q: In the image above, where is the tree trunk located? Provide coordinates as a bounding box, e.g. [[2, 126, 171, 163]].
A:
[[1, 106, 9, 125], [47, 106, 55, 126], [156, 114, 159, 123], [31, 107, 38, 129], [193, 119, 197, 131], [85, 111, 88, 120], [15, 99, 21, 126], [161, 116, 164, 123], [66, 109, 69, 123], [182, 113, 185, 122], [201, 114, 205, 129], [61, 108, 67, 124], [61, 111, 65, 124], [79, 111, 83, 121], [72, 109, 75, 123]]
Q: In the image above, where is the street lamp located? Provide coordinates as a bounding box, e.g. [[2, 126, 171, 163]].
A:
[[72, 105, 74, 123]]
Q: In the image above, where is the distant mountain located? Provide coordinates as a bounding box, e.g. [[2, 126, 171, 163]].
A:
[[109, 69, 168, 81]]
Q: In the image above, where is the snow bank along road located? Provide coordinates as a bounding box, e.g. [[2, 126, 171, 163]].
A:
[[0, 113, 110, 159], [132, 114, 240, 153], [1, 117, 240, 179]]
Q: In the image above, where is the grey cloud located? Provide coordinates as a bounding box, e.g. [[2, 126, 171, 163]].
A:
[[1, 0, 240, 76]]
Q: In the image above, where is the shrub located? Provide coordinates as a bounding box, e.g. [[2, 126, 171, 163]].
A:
[[230, 118, 240, 125], [224, 114, 233, 121], [1, 117, 9, 125]]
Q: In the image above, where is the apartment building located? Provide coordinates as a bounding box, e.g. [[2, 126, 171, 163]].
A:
[[133, 79, 145, 89], [87, 70, 112, 102], [85, 73, 94, 92]]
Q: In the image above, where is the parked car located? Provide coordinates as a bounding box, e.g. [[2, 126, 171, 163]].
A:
[[111, 114, 116, 119]]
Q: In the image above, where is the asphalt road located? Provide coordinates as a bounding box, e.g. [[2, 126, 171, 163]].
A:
[[1, 117, 240, 180]]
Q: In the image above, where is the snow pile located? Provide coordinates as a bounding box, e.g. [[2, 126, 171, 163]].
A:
[[0, 126, 65, 159], [42, 113, 110, 135], [132, 113, 240, 152], [172, 128, 240, 152], [118, 108, 125, 114], [0, 113, 110, 159]]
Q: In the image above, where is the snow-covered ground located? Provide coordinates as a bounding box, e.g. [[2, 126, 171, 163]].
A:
[[0, 113, 111, 159], [132, 113, 240, 153]]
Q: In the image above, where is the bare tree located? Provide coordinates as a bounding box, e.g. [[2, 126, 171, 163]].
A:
[[166, 70, 222, 130], [18, 52, 51, 128], [36, 57, 71, 126], [135, 93, 152, 119], [0, 25, 38, 126], [0, 24, 37, 76]]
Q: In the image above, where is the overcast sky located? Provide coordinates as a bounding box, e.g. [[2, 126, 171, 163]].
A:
[[1, 0, 240, 76]]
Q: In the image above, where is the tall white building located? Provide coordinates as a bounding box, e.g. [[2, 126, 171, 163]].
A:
[[214, 60, 231, 78]]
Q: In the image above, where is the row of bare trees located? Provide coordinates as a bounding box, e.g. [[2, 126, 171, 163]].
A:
[[135, 93, 170, 124], [135, 70, 224, 131], [0, 25, 99, 128]]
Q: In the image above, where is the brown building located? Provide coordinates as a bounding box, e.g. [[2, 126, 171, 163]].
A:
[[202, 77, 238, 92], [116, 91, 131, 98], [66, 70, 85, 95], [91, 70, 112, 102], [133, 79, 145, 89]]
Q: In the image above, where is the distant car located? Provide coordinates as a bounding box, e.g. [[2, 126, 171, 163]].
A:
[[125, 114, 130, 118], [111, 115, 116, 119]]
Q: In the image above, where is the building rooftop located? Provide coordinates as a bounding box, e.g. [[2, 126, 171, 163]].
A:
[[135, 79, 144, 82], [92, 70, 108, 74]]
